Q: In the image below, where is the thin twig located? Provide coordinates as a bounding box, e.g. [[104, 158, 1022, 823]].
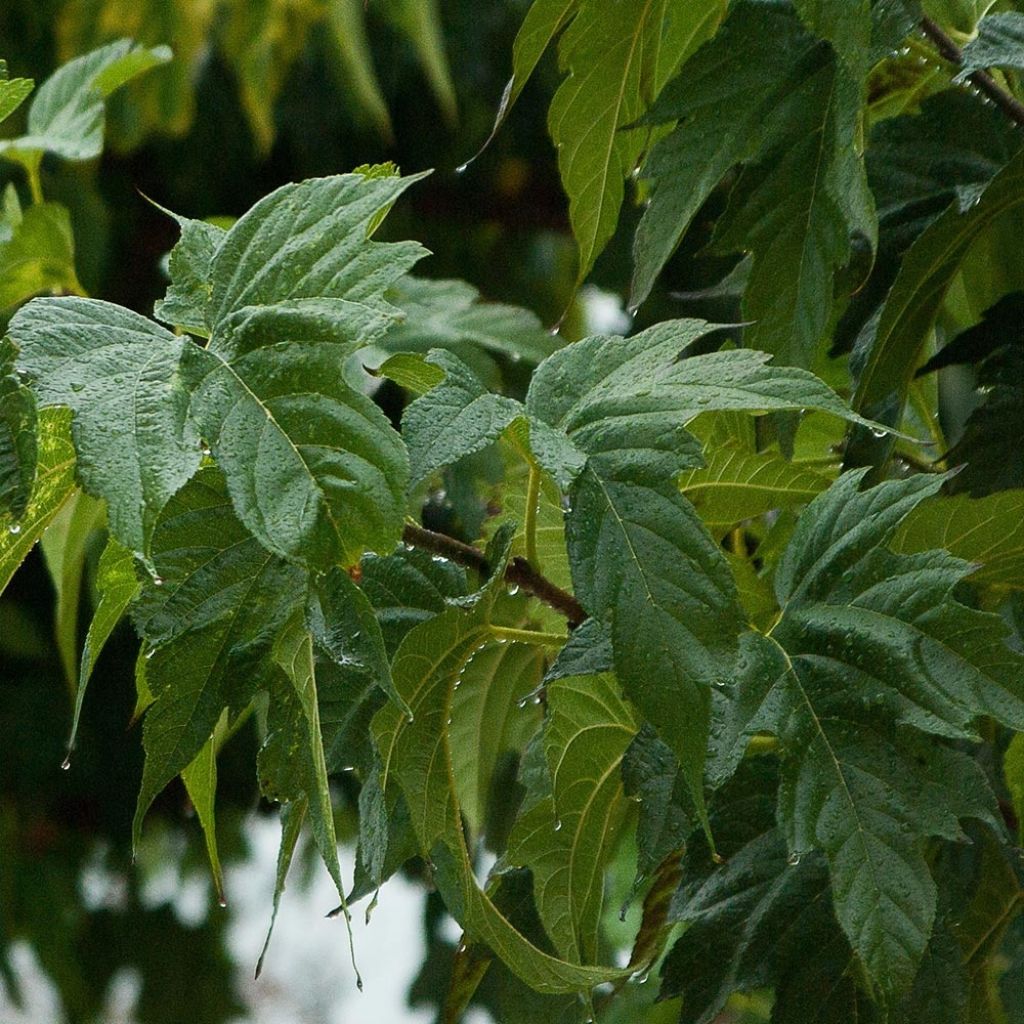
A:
[[920, 17, 1024, 129], [402, 522, 587, 627]]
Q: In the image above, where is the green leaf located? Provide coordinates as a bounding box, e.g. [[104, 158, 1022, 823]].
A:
[[891, 489, 1024, 590], [260, 612, 347, 904], [10, 297, 202, 556], [506, 674, 637, 964], [550, 0, 726, 285], [712, 471, 1019, 1000], [0, 61, 33, 124], [205, 173, 428, 358], [184, 342, 408, 568], [0, 335, 36, 518], [853, 147, 1024, 419], [0, 407, 76, 595], [256, 799, 307, 978], [0, 194, 82, 310], [527, 320, 886, 819], [0, 39, 171, 165], [383, 276, 559, 366], [480, 0, 579, 152], [402, 349, 522, 487], [449, 639, 546, 834], [371, 532, 628, 993], [678, 443, 833, 534], [152, 211, 225, 338], [957, 12, 1024, 78], [631, 1, 864, 327], [307, 566, 407, 716], [131, 468, 307, 848], [1005, 733, 1024, 846], [180, 710, 229, 905], [794, 0, 872, 78], [39, 489, 104, 688], [68, 536, 140, 756]]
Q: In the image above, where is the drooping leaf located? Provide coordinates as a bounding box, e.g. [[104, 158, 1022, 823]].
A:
[[632, 0, 873, 365], [0, 335, 37, 519], [549, 0, 726, 286], [131, 468, 306, 848], [326, 0, 393, 139], [506, 673, 637, 964], [39, 489, 104, 688], [307, 565, 407, 716], [711, 471, 1018, 1000], [180, 710, 229, 905], [0, 407, 76, 595], [10, 297, 202, 556], [68, 536, 140, 755], [853, 147, 1024, 420], [371, 531, 628, 993], [0, 39, 171, 167]]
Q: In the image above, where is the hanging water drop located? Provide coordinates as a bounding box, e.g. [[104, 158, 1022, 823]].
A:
[[8, 523, 21, 535], [787, 851, 801, 866], [454, 162, 470, 175], [870, 427, 887, 439], [145, 647, 155, 660], [61, 755, 72, 771], [553, 819, 562, 832], [152, 575, 164, 587]]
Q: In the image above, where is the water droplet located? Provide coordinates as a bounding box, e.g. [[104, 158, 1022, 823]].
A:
[[787, 852, 801, 866], [517, 696, 530, 709], [405, 711, 415, 724], [152, 575, 164, 587], [454, 162, 469, 175], [61, 755, 71, 771], [507, 584, 520, 596], [8, 523, 21, 535], [70, 382, 85, 393], [356, 977, 364, 992], [145, 648, 156, 660], [218, 896, 228, 909], [201, 446, 212, 457], [870, 427, 887, 439], [553, 819, 562, 832]]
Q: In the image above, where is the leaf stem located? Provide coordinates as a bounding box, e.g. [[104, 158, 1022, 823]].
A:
[[25, 155, 44, 205], [920, 17, 1024, 129], [489, 624, 566, 647], [402, 522, 587, 627], [523, 462, 541, 570]]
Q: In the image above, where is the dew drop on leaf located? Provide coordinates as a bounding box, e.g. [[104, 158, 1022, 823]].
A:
[[8, 523, 21, 535], [787, 852, 801, 866]]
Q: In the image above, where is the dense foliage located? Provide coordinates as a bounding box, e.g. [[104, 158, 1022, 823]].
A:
[[2, 1, 1024, 1021]]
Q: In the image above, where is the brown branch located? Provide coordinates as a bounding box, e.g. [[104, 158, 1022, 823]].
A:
[[402, 523, 587, 628], [920, 17, 1024, 129]]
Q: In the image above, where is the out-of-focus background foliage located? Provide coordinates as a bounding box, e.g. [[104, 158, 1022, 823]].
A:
[[0, 3, 654, 1022]]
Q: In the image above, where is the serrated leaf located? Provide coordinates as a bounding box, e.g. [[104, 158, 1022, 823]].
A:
[[131, 468, 307, 848], [0, 407, 76, 595], [383, 276, 559, 366], [0, 39, 170, 165], [371, 534, 628, 993], [205, 173, 428, 358], [184, 341, 408, 568], [0, 335, 36, 519], [0, 198, 83, 310], [506, 673, 637, 964], [854, 147, 1024, 419], [631, 1, 863, 325], [152, 212, 225, 337], [402, 349, 522, 487], [957, 12, 1024, 78], [68, 536, 140, 754], [10, 297, 202, 556], [711, 471, 1020, 1000], [550, 0, 725, 286], [891, 490, 1024, 590]]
